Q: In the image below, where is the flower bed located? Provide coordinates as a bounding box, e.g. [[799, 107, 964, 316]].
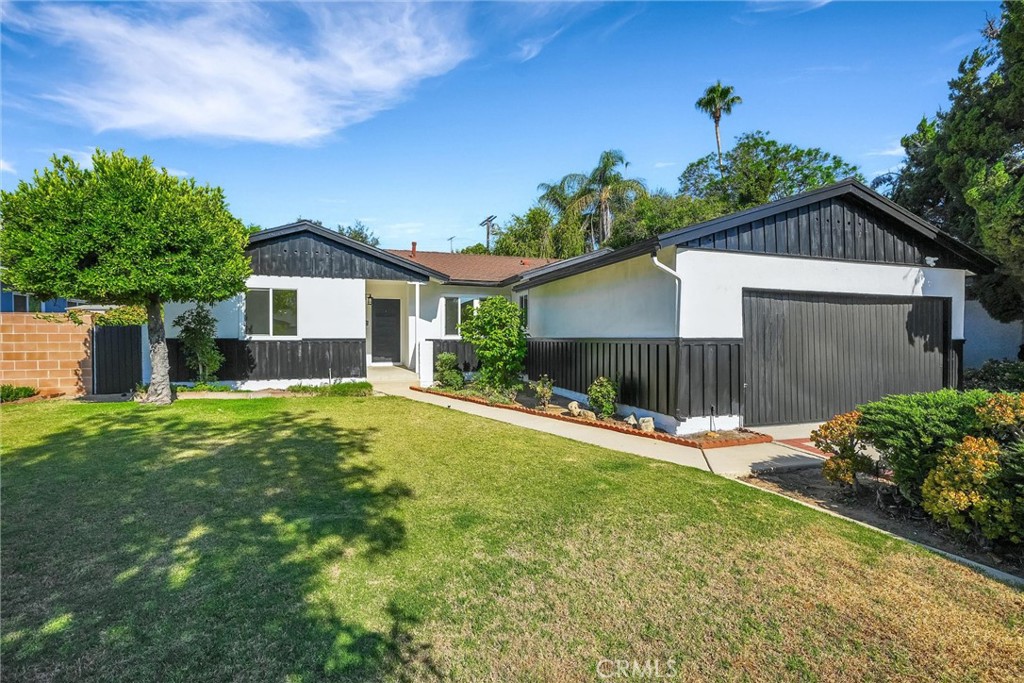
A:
[[413, 386, 772, 449]]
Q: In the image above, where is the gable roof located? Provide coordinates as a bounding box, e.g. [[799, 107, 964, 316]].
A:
[[248, 221, 559, 286], [248, 221, 444, 282], [514, 179, 996, 291], [386, 250, 559, 286]]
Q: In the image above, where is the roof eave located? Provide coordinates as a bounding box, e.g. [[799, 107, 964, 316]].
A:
[[512, 239, 660, 291]]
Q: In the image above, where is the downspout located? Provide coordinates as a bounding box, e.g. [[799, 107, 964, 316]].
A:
[[650, 250, 681, 337], [414, 282, 421, 374]]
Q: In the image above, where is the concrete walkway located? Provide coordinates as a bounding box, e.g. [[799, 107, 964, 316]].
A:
[[370, 368, 824, 477]]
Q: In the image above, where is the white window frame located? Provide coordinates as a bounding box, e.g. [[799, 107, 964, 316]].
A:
[[245, 288, 299, 339], [442, 296, 490, 339]]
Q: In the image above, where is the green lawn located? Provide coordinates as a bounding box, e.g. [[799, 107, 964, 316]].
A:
[[2, 397, 1021, 682]]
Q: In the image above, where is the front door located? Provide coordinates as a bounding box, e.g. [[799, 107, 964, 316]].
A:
[[371, 298, 402, 363]]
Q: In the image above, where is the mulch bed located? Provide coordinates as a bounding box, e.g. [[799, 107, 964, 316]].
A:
[[413, 386, 772, 449]]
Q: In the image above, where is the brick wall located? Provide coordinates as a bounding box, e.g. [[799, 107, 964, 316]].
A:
[[0, 313, 93, 396]]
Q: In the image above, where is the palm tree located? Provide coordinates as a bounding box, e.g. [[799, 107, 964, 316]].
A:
[[695, 81, 742, 175], [540, 150, 646, 249]]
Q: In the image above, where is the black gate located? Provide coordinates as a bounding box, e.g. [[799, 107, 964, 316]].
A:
[[92, 325, 142, 394]]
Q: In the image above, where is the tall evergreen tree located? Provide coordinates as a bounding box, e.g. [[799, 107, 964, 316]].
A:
[[878, 2, 1023, 323]]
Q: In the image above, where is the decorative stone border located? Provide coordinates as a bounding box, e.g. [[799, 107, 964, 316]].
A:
[[411, 386, 773, 450]]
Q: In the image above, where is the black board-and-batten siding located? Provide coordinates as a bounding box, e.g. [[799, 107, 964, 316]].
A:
[[524, 338, 742, 422], [167, 338, 366, 382], [679, 196, 943, 267], [248, 232, 428, 281]]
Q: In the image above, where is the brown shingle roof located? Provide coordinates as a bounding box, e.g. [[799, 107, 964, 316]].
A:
[[386, 250, 559, 284]]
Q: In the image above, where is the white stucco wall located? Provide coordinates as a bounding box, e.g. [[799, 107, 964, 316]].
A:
[[164, 275, 366, 341], [675, 249, 967, 339], [416, 282, 514, 339], [524, 248, 679, 338], [964, 298, 1022, 367]]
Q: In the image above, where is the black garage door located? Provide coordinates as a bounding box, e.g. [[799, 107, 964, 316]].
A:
[[742, 290, 950, 426]]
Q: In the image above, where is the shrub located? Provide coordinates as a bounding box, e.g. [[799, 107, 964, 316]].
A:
[[857, 389, 991, 503], [964, 360, 1024, 392], [976, 392, 1024, 444], [921, 436, 1024, 544], [458, 297, 527, 395], [587, 376, 618, 419], [172, 305, 224, 383], [173, 382, 234, 393], [286, 381, 374, 397], [94, 305, 148, 326], [812, 411, 875, 487], [1, 385, 38, 402], [433, 352, 464, 391], [531, 374, 554, 409]]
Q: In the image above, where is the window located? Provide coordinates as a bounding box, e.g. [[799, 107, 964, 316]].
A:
[[443, 296, 491, 337], [444, 297, 459, 336], [519, 295, 528, 327], [245, 288, 298, 336], [11, 293, 40, 312], [460, 299, 476, 326]]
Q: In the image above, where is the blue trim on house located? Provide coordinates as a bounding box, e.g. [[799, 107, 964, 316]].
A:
[[0, 284, 69, 313]]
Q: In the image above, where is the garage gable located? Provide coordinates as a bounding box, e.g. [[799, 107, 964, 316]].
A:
[[661, 179, 994, 273]]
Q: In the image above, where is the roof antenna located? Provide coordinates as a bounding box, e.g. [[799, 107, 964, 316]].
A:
[[447, 236, 456, 253], [480, 215, 497, 252]]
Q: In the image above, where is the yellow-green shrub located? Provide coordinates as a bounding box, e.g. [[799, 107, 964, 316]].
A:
[[977, 392, 1024, 444], [812, 411, 875, 486], [921, 436, 1024, 544]]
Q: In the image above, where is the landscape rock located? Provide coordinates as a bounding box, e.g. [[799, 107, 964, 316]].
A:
[[624, 413, 639, 428], [638, 417, 655, 432], [579, 409, 597, 421], [567, 401, 581, 417]]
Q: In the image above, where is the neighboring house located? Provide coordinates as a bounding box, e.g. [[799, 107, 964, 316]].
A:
[[151, 221, 555, 389], [513, 178, 994, 433], [963, 294, 1022, 368], [0, 284, 76, 313]]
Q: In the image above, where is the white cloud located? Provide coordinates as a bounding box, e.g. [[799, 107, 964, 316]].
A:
[[746, 0, 832, 14], [653, 161, 677, 169], [52, 147, 98, 168], [9, 2, 471, 145], [864, 145, 905, 158], [516, 28, 564, 62], [941, 31, 981, 53], [0, 159, 15, 174]]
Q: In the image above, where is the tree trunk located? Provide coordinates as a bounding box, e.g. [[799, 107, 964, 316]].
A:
[[599, 199, 613, 245], [714, 117, 724, 177], [144, 297, 174, 405]]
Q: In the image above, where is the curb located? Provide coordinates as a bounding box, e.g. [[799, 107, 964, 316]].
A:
[[411, 386, 773, 449]]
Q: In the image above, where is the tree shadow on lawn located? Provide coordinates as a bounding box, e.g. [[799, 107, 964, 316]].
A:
[[2, 404, 440, 682]]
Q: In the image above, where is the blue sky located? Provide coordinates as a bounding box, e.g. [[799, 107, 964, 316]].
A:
[[1, 1, 999, 251]]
